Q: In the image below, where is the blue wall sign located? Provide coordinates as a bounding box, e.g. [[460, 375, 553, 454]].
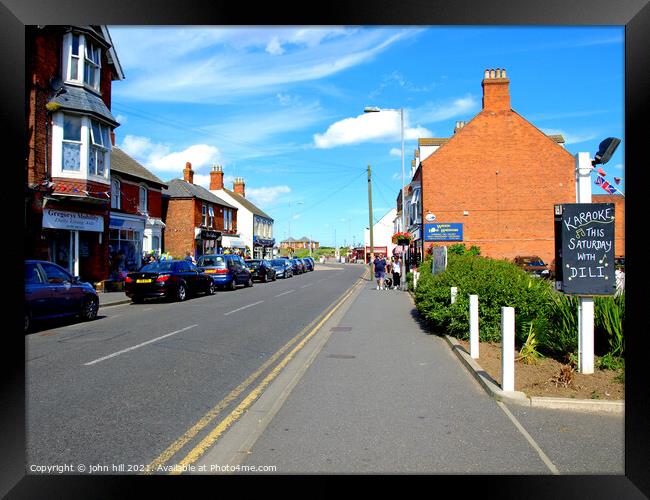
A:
[[424, 223, 463, 242]]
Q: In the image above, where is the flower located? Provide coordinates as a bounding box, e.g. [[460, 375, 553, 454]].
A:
[[391, 231, 413, 244]]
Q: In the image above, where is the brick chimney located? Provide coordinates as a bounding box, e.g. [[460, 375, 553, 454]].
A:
[[183, 162, 194, 184], [110, 131, 116, 146], [233, 177, 245, 197], [482, 68, 510, 112], [210, 165, 224, 190]]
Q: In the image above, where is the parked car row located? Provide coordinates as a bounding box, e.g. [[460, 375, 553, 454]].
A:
[[24, 256, 318, 333]]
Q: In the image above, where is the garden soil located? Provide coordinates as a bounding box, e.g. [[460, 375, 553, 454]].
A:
[[456, 339, 624, 401]]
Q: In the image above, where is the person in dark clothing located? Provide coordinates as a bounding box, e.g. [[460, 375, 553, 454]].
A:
[[373, 254, 387, 290]]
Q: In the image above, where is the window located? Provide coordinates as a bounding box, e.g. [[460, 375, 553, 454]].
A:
[[25, 263, 43, 285], [84, 39, 102, 90], [89, 120, 110, 177], [40, 262, 73, 284], [62, 115, 82, 171], [151, 236, 160, 254], [139, 186, 148, 214], [111, 178, 121, 209], [64, 32, 102, 91], [202, 204, 207, 227], [208, 206, 214, 228]]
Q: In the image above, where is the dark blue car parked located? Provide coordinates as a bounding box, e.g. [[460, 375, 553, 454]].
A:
[[24, 260, 99, 333], [197, 254, 253, 290]]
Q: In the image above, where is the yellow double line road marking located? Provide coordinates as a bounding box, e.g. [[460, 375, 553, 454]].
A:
[[144, 271, 366, 475]]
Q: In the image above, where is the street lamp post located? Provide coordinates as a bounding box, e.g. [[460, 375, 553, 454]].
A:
[[365, 106, 406, 290]]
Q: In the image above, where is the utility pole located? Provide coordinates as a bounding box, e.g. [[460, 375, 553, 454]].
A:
[[367, 165, 374, 277]]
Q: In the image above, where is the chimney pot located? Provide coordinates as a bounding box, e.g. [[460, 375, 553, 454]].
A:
[[482, 68, 510, 111], [183, 162, 194, 184], [210, 164, 224, 190]]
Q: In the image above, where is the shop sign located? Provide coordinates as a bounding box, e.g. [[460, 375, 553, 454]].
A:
[[201, 229, 221, 240], [424, 223, 463, 242], [43, 209, 104, 232]]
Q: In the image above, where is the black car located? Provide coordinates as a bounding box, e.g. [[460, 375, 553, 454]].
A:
[[270, 259, 293, 279], [25, 260, 99, 333], [125, 260, 215, 302], [290, 258, 305, 275], [245, 259, 277, 282]]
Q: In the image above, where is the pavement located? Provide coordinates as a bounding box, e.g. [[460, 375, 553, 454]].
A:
[[97, 291, 131, 308], [190, 273, 626, 475]]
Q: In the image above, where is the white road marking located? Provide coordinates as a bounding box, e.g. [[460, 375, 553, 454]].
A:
[[224, 301, 264, 316], [83, 325, 198, 366], [274, 290, 295, 298], [496, 401, 560, 474], [300, 283, 313, 289]]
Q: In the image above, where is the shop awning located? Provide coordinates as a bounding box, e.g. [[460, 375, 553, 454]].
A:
[[221, 235, 247, 249]]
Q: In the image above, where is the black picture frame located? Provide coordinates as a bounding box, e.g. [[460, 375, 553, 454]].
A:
[[4, 1, 648, 497]]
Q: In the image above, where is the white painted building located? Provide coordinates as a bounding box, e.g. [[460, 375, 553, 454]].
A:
[[364, 208, 397, 258]]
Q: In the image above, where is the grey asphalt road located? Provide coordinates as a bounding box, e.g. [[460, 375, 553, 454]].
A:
[[25, 263, 364, 473]]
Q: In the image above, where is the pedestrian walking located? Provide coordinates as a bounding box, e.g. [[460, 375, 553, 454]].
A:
[[373, 253, 387, 290], [392, 256, 401, 290]]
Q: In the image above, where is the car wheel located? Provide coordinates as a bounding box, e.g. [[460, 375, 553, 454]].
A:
[[80, 297, 99, 321], [176, 283, 187, 301], [207, 281, 215, 295], [229, 279, 237, 291], [25, 310, 31, 334], [263, 273, 268, 283]]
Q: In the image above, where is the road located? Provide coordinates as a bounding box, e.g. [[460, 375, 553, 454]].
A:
[[25, 262, 364, 473]]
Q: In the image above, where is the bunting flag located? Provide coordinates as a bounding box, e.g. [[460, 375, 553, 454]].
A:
[[596, 167, 607, 177], [595, 175, 617, 194], [614, 177, 621, 185]]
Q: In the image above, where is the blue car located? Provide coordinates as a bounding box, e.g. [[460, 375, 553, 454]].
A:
[[25, 260, 99, 333], [302, 257, 314, 272], [197, 254, 253, 290]]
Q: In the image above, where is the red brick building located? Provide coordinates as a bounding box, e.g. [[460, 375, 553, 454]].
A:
[[162, 163, 239, 260], [592, 194, 625, 259], [25, 25, 124, 283], [416, 68, 577, 265], [108, 146, 167, 277]]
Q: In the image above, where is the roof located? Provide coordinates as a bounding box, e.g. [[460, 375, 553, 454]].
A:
[[48, 84, 119, 127], [163, 179, 236, 208], [222, 188, 273, 220], [110, 147, 166, 188], [417, 134, 565, 147]]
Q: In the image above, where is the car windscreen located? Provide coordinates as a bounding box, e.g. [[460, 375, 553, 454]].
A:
[[270, 260, 286, 266], [246, 260, 261, 269], [139, 262, 174, 273], [197, 255, 226, 268]]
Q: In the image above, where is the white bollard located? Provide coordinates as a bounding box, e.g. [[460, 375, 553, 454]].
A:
[[501, 307, 515, 392], [413, 271, 419, 290], [469, 295, 479, 359], [451, 287, 458, 304], [578, 298, 595, 374]]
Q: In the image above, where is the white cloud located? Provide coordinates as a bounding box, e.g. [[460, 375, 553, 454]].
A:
[[392, 172, 401, 180], [246, 185, 291, 207], [313, 111, 432, 149], [389, 148, 401, 157], [119, 135, 221, 176], [110, 27, 418, 103], [413, 95, 478, 123]]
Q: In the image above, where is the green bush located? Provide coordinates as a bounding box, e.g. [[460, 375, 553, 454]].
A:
[[595, 293, 625, 356], [414, 254, 553, 343]]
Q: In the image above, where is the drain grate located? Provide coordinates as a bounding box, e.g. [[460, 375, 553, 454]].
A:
[[330, 326, 352, 332]]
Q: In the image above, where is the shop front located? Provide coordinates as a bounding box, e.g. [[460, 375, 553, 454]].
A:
[[253, 236, 275, 259], [195, 228, 221, 258], [144, 217, 166, 258], [42, 207, 106, 281], [220, 234, 247, 254], [109, 213, 146, 278]]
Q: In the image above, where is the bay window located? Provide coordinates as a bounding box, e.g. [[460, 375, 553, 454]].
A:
[[53, 112, 112, 181], [63, 31, 102, 92]]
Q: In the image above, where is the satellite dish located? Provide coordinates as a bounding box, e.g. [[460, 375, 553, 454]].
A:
[[49, 76, 64, 92], [592, 137, 621, 166]]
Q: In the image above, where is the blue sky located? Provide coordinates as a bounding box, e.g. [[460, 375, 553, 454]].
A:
[[107, 26, 624, 247]]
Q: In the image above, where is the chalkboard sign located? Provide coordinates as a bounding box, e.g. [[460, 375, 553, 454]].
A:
[[554, 203, 616, 295]]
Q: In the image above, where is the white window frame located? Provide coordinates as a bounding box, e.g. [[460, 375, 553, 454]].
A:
[[111, 178, 121, 209], [208, 205, 215, 228], [88, 119, 110, 177], [51, 112, 112, 184], [62, 32, 102, 93], [139, 186, 148, 214]]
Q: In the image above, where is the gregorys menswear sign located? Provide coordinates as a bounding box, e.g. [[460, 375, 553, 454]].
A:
[[43, 209, 104, 232]]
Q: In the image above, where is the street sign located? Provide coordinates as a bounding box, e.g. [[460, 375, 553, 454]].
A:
[[554, 203, 616, 295], [424, 223, 463, 242]]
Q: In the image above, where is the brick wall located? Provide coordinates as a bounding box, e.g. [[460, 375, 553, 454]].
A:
[[163, 199, 197, 258], [421, 100, 576, 265]]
